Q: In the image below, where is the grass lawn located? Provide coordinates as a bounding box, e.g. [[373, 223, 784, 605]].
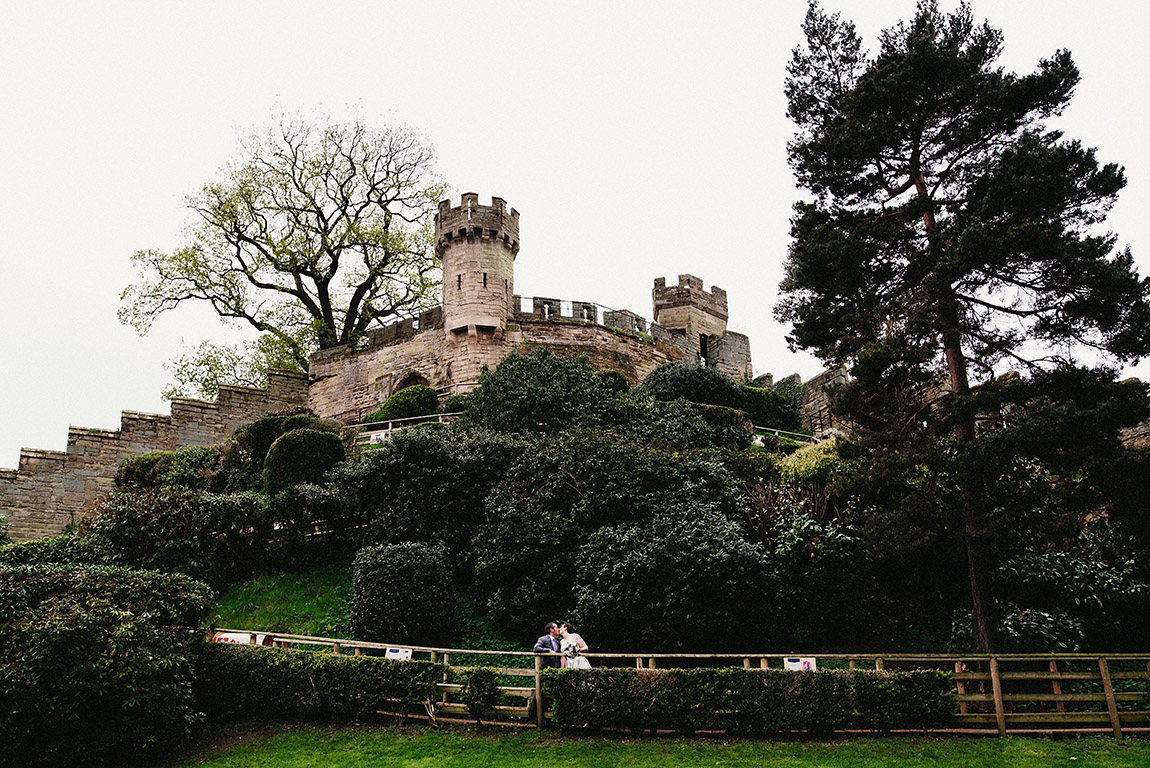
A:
[[211, 566, 352, 638], [168, 723, 1150, 767]]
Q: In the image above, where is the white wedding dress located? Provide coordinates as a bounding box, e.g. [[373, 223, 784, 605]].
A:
[[561, 634, 591, 669]]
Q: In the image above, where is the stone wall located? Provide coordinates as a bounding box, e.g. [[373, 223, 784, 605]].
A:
[[1122, 420, 1150, 450], [310, 327, 450, 423], [0, 371, 308, 542], [799, 367, 849, 438]]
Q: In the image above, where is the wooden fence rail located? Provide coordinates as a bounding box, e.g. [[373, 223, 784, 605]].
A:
[[206, 629, 1150, 736]]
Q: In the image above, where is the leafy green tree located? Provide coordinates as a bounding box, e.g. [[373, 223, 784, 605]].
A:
[[161, 334, 304, 401], [777, 0, 1150, 651], [120, 116, 447, 389]]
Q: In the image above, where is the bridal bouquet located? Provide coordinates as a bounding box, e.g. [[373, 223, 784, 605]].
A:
[[563, 646, 580, 659]]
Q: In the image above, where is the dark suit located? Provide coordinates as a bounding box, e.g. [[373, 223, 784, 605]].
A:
[[533, 634, 561, 668]]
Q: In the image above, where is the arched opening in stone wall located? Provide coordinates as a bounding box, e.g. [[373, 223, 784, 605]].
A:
[[395, 371, 431, 392]]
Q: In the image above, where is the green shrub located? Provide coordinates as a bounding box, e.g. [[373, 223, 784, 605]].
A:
[[779, 438, 844, 487], [440, 392, 470, 413], [116, 446, 222, 490], [473, 430, 746, 630], [693, 401, 754, 450], [115, 450, 172, 488], [263, 428, 347, 496], [363, 385, 440, 423], [743, 385, 801, 431], [330, 428, 526, 562], [544, 667, 953, 734], [351, 542, 454, 645], [266, 483, 364, 564], [0, 533, 105, 566], [0, 515, 9, 546], [194, 643, 444, 723], [597, 370, 630, 394], [80, 489, 270, 587], [636, 361, 745, 410], [571, 505, 773, 652], [219, 408, 347, 492], [458, 667, 501, 725], [0, 564, 212, 767], [458, 349, 622, 434]]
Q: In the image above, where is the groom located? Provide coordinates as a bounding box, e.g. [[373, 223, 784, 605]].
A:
[[533, 621, 562, 668]]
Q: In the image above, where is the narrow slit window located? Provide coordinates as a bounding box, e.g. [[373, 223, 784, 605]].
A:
[[457, 274, 462, 290], [483, 272, 487, 288]]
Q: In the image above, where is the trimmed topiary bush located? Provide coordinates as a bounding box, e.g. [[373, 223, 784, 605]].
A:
[[218, 408, 347, 492], [330, 428, 525, 562], [363, 385, 440, 423], [0, 564, 213, 767], [351, 542, 454, 645], [637, 361, 746, 410], [263, 428, 347, 497]]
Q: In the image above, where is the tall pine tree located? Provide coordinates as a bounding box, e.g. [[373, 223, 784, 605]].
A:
[[777, 1, 1150, 651]]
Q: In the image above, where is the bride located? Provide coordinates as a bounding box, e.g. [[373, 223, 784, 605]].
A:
[[559, 623, 591, 669]]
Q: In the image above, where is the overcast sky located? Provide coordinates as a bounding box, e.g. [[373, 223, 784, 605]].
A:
[[2, 1, 1147, 468]]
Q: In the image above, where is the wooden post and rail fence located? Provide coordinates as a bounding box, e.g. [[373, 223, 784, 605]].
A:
[[208, 629, 1150, 736]]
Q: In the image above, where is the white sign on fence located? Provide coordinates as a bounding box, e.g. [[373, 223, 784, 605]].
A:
[[784, 657, 817, 671]]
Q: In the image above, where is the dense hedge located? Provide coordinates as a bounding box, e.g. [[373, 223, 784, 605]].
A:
[[195, 643, 444, 722], [544, 667, 953, 733], [363, 385, 440, 423], [0, 565, 213, 767], [263, 428, 347, 496], [79, 488, 269, 587]]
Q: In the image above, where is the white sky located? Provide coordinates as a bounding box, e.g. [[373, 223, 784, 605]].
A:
[[2, 1, 1148, 469]]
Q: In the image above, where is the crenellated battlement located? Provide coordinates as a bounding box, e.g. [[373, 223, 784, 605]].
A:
[[652, 274, 729, 344], [0, 370, 308, 542], [435, 193, 520, 258]]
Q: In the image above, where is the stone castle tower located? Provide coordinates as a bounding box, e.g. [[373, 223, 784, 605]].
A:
[[435, 193, 521, 387]]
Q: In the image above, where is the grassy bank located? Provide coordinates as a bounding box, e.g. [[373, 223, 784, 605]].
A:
[[170, 724, 1150, 767]]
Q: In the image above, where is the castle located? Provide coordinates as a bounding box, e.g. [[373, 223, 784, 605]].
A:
[[1, 194, 755, 542]]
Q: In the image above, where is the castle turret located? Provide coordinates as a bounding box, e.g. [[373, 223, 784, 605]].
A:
[[652, 274, 729, 353], [435, 193, 519, 336]]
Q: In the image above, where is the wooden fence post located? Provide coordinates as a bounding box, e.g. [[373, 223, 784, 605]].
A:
[[1050, 660, 1064, 714], [760, 657, 769, 670], [955, 660, 967, 716], [990, 657, 1006, 737], [1099, 658, 1123, 739], [442, 653, 451, 705], [534, 655, 544, 730]]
